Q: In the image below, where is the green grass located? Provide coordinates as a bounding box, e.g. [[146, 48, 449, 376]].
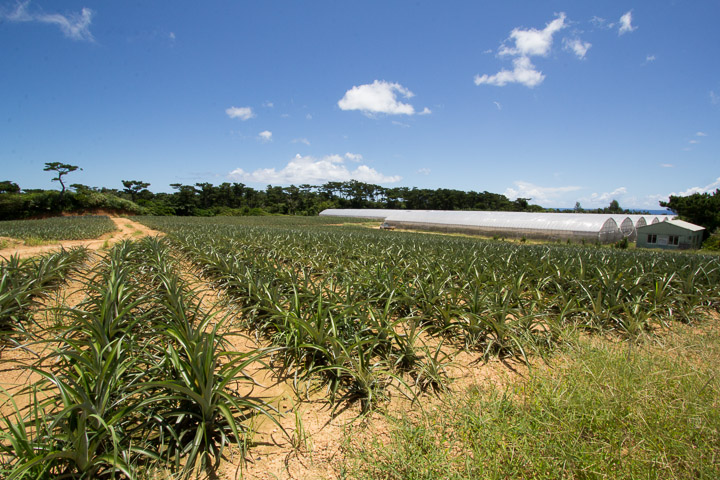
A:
[[344, 328, 720, 479], [0, 216, 116, 241]]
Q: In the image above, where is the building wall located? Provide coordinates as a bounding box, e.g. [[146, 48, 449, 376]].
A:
[[636, 223, 704, 249]]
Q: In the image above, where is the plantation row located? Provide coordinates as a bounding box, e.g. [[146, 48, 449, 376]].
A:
[[1, 238, 276, 479], [0, 216, 116, 241], [0, 248, 88, 333], [137, 216, 720, 403]]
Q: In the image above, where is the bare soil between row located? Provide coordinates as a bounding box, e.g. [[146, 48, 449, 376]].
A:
[[0, 221, 525, 479]]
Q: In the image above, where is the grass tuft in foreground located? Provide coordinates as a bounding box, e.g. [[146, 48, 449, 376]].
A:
[[344, 327, 720, 480]]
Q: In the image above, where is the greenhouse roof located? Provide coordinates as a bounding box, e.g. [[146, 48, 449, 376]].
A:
[[381, 211, 619, 233], [318, 209, 677, 237], [318, 209, 391, 219]]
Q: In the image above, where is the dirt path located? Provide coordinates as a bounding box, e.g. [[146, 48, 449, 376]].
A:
[[0, 217, 161, 259]]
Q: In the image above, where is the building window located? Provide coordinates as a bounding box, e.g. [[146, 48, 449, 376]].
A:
[[647, 234, 657, 244], [669, 235, 679, 246]]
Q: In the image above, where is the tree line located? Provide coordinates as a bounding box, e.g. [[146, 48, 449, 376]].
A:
[[0, 162, 682, 223], [0, 163, 549, 219], [0, 179, 542, 219]]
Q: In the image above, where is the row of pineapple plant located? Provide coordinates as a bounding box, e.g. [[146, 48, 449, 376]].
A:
[[0, 216, 117, 241], [135, 216, 720, 413], [1, 238, 277, 479], [1, 248, 88, 335]]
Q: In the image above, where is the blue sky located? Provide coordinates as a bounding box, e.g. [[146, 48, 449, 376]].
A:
[[1, 0, 718, 209]]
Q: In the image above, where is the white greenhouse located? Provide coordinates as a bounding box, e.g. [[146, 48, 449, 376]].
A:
[[318, 209, 391, 220], [319, 209, 672, 243]]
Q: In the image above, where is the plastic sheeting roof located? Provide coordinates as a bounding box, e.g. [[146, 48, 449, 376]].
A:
[[318, 209, 675, 235], [318, 209, 393, 220], [381, 211, 618, 233]]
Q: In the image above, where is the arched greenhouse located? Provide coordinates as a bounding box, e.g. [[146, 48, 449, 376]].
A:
[[319, 209, 672, 243]]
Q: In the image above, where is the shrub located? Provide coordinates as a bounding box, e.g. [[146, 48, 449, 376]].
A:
[[614, 237, 629, 249], [702, 230, 720, 251]]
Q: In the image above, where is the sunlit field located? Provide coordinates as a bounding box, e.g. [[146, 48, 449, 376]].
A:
[[0, 216, 116, 241], [1, 216, 718, 479]]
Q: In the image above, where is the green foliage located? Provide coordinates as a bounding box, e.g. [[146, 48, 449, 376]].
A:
[[0, 181, 20, 194], [614, 236, 629, 249], [67, 190, 145, 215], [121, 180, 150, 202], [3, 176, 546, 219], [0, 191, 144, 220], [43, 162, 81, 195], [131, 216, 720, 415], [0, 238, 277, 479], [661, 188, 720, 234], [0, 248, 87, 333], [702, 230, 720, 251], [345, 334, 720, 479]]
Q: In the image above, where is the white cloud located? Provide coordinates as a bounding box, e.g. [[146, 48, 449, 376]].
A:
[[587, 187, 628, 204], [338, 80, 428, 116], [645, 54, 656, 63], [696, 132, 707, 137], [645, 178, 720, 208], [391, 120, 410, 128], [228, 154, 402, 185], [475, 56, 545, 88], [169, 32, 176, 41], [563, 38, 591, 59], [2, 1, 94, 41], [476, 13, 569, 89], [417, 168, 431, 175], [590, 16, 607, 28], [306, 113, 313, 120], [257, 130, 272, 142], [225, 106, 255, 120], [711, 91, 720, 105], [504, 181, 581, 205], [499, 13, 566, 57], [660, 163, 674, 168], [419, 107, 432, 115], [618, 11, 636, 35], [677, 177, 720, 196], [263, 101, 274, 108], [344, 152, 363, 162], [292, 138, 310, 146], [493, 101, 502, 110]]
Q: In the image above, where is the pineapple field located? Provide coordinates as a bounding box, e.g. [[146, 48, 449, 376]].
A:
[[1, 215, 719, 479]]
